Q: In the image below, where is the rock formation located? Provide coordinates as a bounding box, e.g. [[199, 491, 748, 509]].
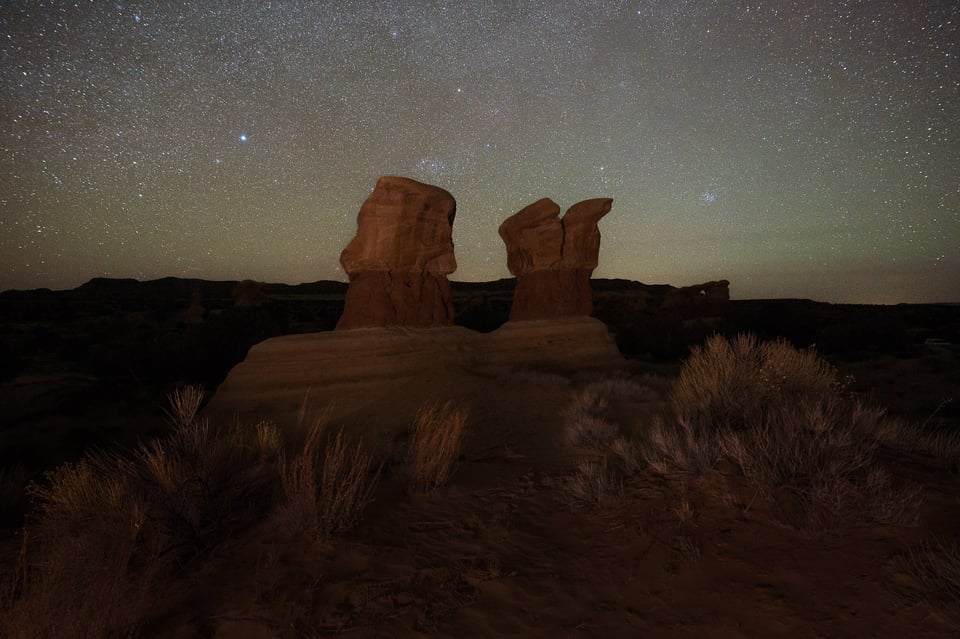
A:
[[661, 280, 731, 315], [499, 197, 612, 321], [337, 176, 457, 329]]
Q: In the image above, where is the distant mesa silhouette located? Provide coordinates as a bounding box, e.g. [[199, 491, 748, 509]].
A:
[[337, 176, 457, 330], [499, 197, 612, 321]]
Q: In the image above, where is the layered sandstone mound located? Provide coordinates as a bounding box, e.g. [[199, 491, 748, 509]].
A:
[[499, 198, 612, 321], [337, 177, 457, 329], [205, 317, 622, 431]]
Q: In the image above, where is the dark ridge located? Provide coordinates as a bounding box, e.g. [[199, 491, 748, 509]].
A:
[[262, 281, 348, 296], [591, 278, 675, 295], [72, 277, 238, 302]]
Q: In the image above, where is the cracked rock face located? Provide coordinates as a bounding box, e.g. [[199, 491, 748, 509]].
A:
[[499, 197, 612, 321], [337, 176, 457, 329]]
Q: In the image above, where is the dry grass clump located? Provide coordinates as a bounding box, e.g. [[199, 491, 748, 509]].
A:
[[280, 417, 379, 539], [407, 401, 469, 492], [898, 537, 960, 609], [565, 457, 624, 509], [562, 378, 658, 506], [2, 385, 382, 636], [867, 400, 960, 466], [564, 386, 619, 448], [2, 454, 149, 639], [563, 377, 656, 448], [165, 383, 206, 427]]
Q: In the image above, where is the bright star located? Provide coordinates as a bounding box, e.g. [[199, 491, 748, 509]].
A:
[[239, 134, 248, 143]]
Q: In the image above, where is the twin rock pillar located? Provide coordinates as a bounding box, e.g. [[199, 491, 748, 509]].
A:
[[337, 176, 611, 329]]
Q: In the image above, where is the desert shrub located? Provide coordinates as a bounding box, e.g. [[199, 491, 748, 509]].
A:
[[716, 395, 875, 487], [280, 417, 378, 538], [671, 333, 842, 432], [714, 396, 921, 525], [135, 387, 280, 560], [407, 401, 469, 492], [639, 334, 924, 527]]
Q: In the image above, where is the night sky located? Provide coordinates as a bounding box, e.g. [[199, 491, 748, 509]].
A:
[[2, 2, 957, 303]]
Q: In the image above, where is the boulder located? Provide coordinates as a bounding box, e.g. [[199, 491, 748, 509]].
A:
[[499, 198, 612, 321], [337, 177, 457, 329]]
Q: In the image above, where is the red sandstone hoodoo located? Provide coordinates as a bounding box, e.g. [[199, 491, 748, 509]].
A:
[[498, 197, 612, 321], [337, 176, 458, 329]]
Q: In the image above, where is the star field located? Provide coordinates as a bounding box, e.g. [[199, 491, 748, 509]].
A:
[[1, 1, 957, 303]]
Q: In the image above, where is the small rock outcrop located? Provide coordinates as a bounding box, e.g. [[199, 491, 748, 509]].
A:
[[499, 197, 612, 321], [337, 177, 457, 329]]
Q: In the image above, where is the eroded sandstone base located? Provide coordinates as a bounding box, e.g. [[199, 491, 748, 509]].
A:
[[205, 317, 623, 430], [337, 271, 454, 329]]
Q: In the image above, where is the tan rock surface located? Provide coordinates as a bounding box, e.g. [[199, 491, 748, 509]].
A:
[[205, 317, 623, 434], [337, 176, 457, 329]]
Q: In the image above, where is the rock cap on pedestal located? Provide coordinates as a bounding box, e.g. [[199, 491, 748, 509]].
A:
[[340, 176, 457, 275], [337, 176, 458, 329], [498, 197, 612, 321]]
